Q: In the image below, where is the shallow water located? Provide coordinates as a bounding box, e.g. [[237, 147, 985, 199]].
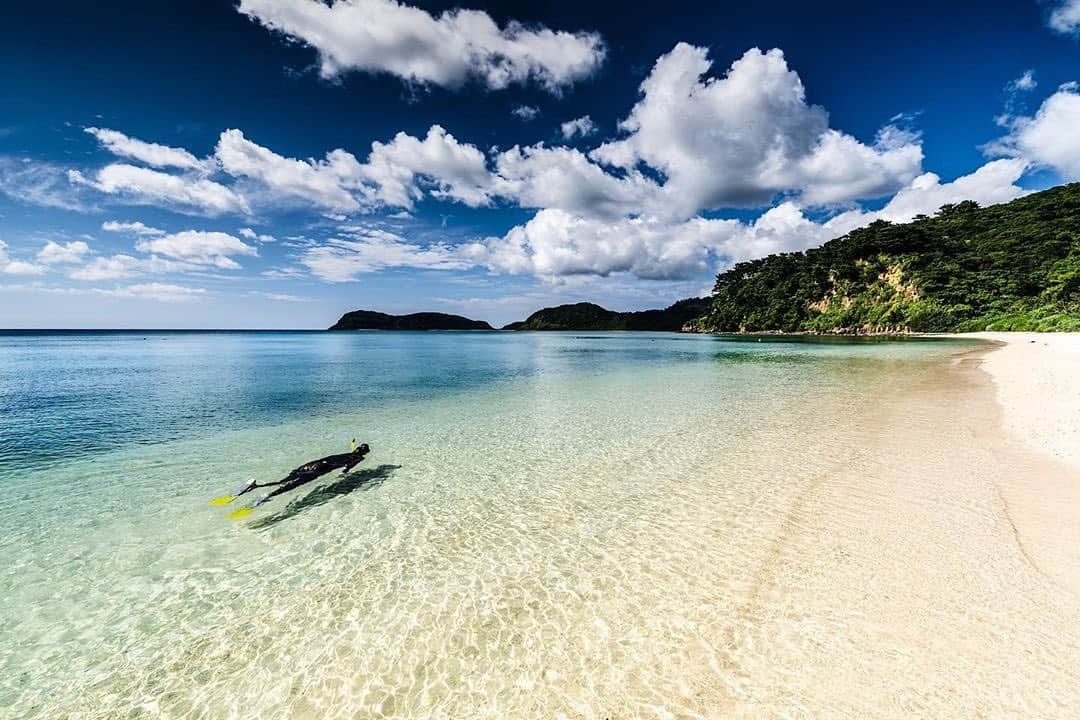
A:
[[1, 331, 1077, 719]]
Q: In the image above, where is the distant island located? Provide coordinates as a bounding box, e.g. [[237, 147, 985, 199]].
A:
[[697, 183, 1080, 333], [502, 299, 711, 331], [329, 299, 710, 332], [328, 310, 493, 331]]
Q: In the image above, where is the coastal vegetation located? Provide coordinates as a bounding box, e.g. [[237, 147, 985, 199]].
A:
[[502, 299, 711, 331], [329, 300, 710, 332], [699, 183, 1080, 333], [329, 310, 492, 331]]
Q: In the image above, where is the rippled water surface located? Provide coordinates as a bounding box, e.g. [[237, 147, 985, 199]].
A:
[[2, 331, 1077, 719]]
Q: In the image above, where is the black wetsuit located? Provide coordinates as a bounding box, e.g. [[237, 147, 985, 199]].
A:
[[248, 444, 370, 505]]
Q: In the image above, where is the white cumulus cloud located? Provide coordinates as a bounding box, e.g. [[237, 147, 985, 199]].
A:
[[590, 45, 922, 215], [71, 164, 250, 215], [492, 144, 658, 219], [215, 129, 365, 213], [1049, 0, 1080, 34], [362, 125, 494, 209], [134, 230, 258, 269], [462, 211, 741, 280], [85, 127, 207, 171], [0, 240, 46, 276], [70, 226, 260, 280], [237, 0, 605, 91], [37, 240, 91, 265], [1009, 70, 1037, 92], [512, 105, 540, 121], [560, 115, 597, 140], [872, 159, 1030, 222], [69, 254, 144, 281], [74, 126, 500, 216], [989, 84, 1080, 179], [102, 220, 165, 236], [239, 227, 276, 242]]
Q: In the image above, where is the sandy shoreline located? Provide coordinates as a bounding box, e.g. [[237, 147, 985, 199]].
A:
[[699, 334, 1080, 716], [944, 332, 1080, 598], [954, 332, 1080, 471]]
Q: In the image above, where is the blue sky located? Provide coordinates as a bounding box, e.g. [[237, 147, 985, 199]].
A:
[[1, 0, 1079, 328]]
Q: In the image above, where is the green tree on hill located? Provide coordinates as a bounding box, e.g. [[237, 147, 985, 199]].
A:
[[702, 183, 1080, 333]]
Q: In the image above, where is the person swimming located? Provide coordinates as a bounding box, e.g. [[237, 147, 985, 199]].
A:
[[213, 439, 370, 513]]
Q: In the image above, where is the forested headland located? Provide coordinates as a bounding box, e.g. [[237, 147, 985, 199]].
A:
[[699, 183, 1080, 333]]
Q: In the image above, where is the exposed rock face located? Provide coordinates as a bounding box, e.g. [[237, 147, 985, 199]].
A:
[[328, 310, 493, 331]]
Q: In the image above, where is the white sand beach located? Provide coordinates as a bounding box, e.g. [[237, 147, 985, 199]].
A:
[[963, 333, 1080, 472], [956, 333, 1080, 597]]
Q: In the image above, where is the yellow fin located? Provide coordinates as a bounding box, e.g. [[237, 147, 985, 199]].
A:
[[228, 506, 254, 520], [210, 495, 237, 506]]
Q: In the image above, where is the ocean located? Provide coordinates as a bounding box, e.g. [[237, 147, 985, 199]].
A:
[[10, 330, 1074, 719]]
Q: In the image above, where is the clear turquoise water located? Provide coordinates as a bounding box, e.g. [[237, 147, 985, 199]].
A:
[[0, 331, 976, 718]]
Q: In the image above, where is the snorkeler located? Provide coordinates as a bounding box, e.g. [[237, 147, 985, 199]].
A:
[[212, 439, 370, 514]]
